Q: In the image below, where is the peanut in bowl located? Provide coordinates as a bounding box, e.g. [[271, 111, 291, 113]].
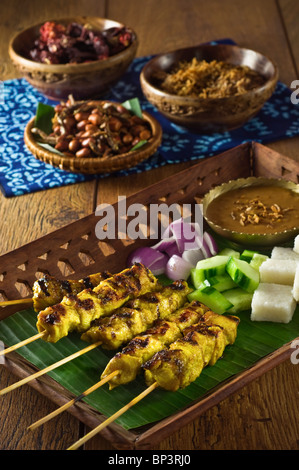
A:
[[202, 177, 299, 247], [24, 98, 163, 174]]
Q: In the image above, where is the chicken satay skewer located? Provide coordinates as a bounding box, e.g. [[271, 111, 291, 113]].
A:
[[0, 272, 111, 310], [0, 264, 156, 358], [0, 340, 103, 396], [0, 272, 111, 357], [1, 281, 190, 396], [68, 382, 159, 451], [28, 370, 120, 431], [36, 263, 158, 343], [0, 298, 33, 307], [0, 332, 45, 357], [28, 301, 216, 430], [67, 313, 240, 450]]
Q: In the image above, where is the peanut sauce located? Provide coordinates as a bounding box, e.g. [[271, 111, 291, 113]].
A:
[[206, 185, 299, 234]]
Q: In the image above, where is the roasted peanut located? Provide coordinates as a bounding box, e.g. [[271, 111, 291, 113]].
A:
[[82, 137, 95, 148], [68, 139, 81, 153], [74, 112, 89, 121], [55, 140, 69, 151], [76, 119, 89, 130], [139, 129, 151, 140], [76, 147, 91, 158], [88, 113, 101, 126], [48, 99, 153, 159], [108, 117, 122, 132], [122, 133, 133, 144]]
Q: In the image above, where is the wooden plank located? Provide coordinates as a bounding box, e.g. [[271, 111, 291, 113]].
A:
[[0, 0, 106, 450], [278, 0, 299, 75]]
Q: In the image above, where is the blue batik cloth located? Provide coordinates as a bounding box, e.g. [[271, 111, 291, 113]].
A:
[[1, 39, 299, 197]]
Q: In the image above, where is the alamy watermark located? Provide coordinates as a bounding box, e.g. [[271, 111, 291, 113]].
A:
[[95, 197, 204, 250], [290, 80, 299, 105], [290, 339, 299, 365]]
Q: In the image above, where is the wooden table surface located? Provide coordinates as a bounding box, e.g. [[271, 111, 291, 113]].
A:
[[0, 0, 299, 451]]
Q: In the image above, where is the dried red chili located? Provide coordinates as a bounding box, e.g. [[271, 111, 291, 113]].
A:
[[29, 21, 134, 64]]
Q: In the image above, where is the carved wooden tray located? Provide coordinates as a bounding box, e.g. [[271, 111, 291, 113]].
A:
[[1, 141, 299, 449]]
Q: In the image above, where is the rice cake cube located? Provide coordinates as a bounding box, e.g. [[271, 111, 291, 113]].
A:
[[271, 246, 299, 261], [259, 258, 297, 285], [251, 283, 296, 323], [294, 235, 299, 254], [292, 264, 299, 302]]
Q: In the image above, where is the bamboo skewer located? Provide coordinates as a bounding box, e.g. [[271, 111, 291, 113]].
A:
[[0, 298, 33, 307], [28, 369, 119, 431], [67, 381, 159, 450], [0, 340, 102, 396], [0, 331, 45, 357]]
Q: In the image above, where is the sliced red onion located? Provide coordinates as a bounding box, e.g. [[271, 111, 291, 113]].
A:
[[161, 218, 203, 252], [203, 231, 218, 256], [182, 248, 205, 266], [165, 254, 193, 281], [126, 246, 168, 275]]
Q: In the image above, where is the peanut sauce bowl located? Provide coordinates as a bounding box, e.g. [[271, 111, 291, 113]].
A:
[[140, 44, 278, 133], [202, 177, 299, 247], [9, 16, 138, 100], [24, 100, 163, 174]]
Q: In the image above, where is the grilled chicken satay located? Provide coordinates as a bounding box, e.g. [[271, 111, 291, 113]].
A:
[[101, 300, 211, 389], [36, 263, 158, 343], [32, 272, 112, 312], [143, 314, 240, 391], [81, 280, 192, 348]]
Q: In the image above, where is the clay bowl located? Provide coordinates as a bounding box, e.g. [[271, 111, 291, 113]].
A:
[[9, 16, 138, 101], [202, 177, 299, 248], [140, 44, 278, 133], [24, 100, 163, 174]]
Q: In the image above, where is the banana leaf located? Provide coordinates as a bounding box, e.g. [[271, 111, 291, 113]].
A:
[[0, 302, 299, 430]]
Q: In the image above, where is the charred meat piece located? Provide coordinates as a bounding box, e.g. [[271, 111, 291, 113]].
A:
[[143, 313, 239, 391], [81, 280, 192, 348], [36, 263, 158, 343], [32, 272, 111, 312], [101, 300, 210, 389]]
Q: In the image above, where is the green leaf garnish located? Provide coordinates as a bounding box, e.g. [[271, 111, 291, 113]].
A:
[[37, 142, 65, 156], [35, 102, 55, 135], [122, 97, 143, 119], [130, 139, 148, 152]]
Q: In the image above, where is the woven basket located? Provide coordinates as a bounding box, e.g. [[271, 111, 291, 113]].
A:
[[24, 108, 163, 174]]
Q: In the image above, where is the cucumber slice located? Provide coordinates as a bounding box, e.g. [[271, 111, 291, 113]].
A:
[[218, 248, 240, 258], [223, 287, 253, 313], [226, 256, 259, 293], [195, 255, 229, 279], [240, 249, 258, 263], [203, 273, 237, 292], [190, 267, 204, 289], [250, 253, 269, 271], [188, 285, 233, 314]]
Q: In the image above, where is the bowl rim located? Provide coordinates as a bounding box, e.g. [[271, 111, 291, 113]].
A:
[[23, 100, 163, 174], [202, 176, 299, 240], [8, 16, 138, 72], [140, 43, 279, 105]]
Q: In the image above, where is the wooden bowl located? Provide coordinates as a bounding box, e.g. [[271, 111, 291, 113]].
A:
[[9, 16, 138, 101], [140, 44, 278, 133], [24, 102, 162, 174]]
